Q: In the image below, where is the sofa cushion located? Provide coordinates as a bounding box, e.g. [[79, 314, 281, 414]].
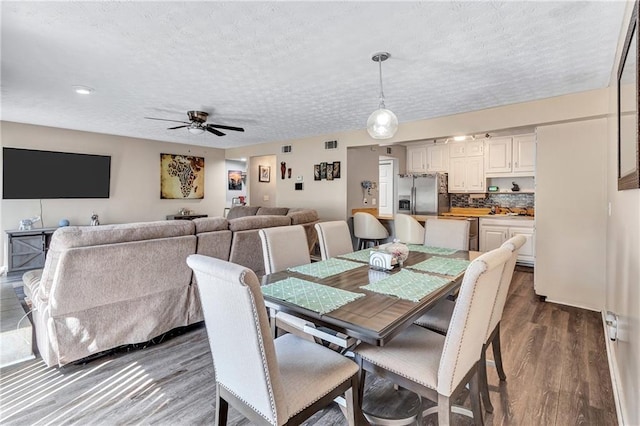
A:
[[226, 206, 260, 220], [193, 217, 229, 233], [228, 215, 291, 232], [257, 207, 289, 216], [288, 209, 319, 225]]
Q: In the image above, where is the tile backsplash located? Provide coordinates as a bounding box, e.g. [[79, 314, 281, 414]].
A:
[[450, 193, 535, 208]]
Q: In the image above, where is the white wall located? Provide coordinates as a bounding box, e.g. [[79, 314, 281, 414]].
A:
[[249, 154, 277, 207], [535, 119, 608, 310], [1, 121, 227, 269], [605, 1, 640, 423]]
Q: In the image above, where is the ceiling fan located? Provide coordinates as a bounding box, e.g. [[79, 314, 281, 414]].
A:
[[145, 111, 245, 136]]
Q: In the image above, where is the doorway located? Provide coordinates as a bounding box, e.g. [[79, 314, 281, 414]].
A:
[[378, 159, 396, 216]]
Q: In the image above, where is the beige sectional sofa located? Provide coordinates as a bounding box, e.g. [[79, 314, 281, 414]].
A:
[[23, 207, 318, 367]]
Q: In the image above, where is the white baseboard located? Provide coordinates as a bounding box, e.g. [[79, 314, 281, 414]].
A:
[[601, 310, 624, 425], [544, 297, 599, 312]]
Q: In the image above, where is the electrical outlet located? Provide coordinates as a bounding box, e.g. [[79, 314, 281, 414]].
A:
[[263, 195, 269, 201], [372, 198, 377, 205]]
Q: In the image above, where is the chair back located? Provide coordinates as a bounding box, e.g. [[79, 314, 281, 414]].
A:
[[259, 225, 311, 274], [315, 221, 354, 260], [186, 255, 288, 424], [424, 218, 470, 250], [353, 212, 389, 240], [485, 235, 527, 340], [394, 214, 426, 244], [437, 247, 511, 396]]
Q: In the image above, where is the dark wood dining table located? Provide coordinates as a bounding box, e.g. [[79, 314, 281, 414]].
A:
[[261, 247, 481, 347]]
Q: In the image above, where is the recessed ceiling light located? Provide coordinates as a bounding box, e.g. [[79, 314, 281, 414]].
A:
[[73, 85, 94, 95], [453, 136, 467, 142]]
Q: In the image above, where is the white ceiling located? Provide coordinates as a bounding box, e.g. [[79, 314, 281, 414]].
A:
[[0, 1, 628, 149]]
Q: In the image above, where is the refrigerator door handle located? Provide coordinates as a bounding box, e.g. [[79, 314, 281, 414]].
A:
[[411, 186, 416, 215]]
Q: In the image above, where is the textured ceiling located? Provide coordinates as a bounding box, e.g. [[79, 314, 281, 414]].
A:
[[0, 1, 627, 149]]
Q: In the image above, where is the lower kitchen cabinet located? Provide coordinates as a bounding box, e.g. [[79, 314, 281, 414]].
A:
[[479, 218, 535, 266]]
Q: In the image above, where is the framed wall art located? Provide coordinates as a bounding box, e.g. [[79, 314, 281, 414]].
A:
[[160, 153, 204, 199], [228, 170, 243, 190], [259, 165, 271, 182]]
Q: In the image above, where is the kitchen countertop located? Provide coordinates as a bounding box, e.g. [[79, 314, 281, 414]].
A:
[[351, 207, 534, 221]]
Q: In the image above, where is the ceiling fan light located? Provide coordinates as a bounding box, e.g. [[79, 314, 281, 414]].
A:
[[367, 108, 398, 139], [188, 126, 205, 135]]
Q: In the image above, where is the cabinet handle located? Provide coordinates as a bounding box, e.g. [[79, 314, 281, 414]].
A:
[[508, 161, 511, 168], [515, 161, 518, 167]]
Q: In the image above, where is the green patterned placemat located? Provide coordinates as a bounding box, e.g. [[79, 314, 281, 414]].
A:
[[262, 277, 364, 314], [361, 269, 450, 302], [338, 249, 373, 263], [408, 256, 470, 276], [407, 244, 459, 255], [288, 258, 363, 279]]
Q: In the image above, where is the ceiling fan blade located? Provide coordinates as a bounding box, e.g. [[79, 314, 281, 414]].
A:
[[167, 125, 190, 130], [205, 126, 225, 136], [207, 123, 245, 132], [145, 117, 190, 124]]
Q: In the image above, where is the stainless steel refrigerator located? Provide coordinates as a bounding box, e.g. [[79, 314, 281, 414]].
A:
[[396, 173, 449, 215]]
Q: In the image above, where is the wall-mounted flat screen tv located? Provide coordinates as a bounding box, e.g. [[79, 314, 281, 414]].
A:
[[3, 148, 111, 199]]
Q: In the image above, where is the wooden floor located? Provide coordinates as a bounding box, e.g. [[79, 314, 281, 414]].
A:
[[0, 268, 617, 425]]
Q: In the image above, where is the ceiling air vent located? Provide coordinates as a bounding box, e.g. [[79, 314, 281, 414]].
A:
[[281, 145, 292, 154], [325, 140, 338, 150]]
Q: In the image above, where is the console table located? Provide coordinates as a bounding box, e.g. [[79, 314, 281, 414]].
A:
[[166, 214, 208, 220], [6, 227, 58, 274]]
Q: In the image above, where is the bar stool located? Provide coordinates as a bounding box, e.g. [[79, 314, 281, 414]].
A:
[[394, 213, 425, 244], [353, 212, 389, 249]]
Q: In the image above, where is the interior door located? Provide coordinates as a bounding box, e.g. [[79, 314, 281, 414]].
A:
[[378, 160, 394, 216]]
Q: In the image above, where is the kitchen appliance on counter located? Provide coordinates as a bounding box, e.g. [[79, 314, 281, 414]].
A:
[[396, 173, 449, 215]]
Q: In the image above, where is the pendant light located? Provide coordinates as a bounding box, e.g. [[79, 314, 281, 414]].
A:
[[367, 52, 398, 139]]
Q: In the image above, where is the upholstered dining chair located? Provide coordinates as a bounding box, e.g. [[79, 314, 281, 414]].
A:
[[414, 234, 526, 413], [315, 221, 354, 260], [259, 225, 311, 275], [187, 255, 361, 426], [353, 247, 511, 425], [394, 213, 426, 244], [424, 218, 470, 250], [353, 212, 389, 249]]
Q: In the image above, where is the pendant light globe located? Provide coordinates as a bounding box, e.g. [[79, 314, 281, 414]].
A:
[[367, 52, 398, 140], [367, 108, 398, 139]]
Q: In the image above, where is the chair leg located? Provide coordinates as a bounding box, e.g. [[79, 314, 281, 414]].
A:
[[479, 346, 493, 413], [215, 384, 229, 426], [469, 367, 484, 426], [437, 393, 450, 426], [345, 374, 361, 426], [492, 323, 507, 381]]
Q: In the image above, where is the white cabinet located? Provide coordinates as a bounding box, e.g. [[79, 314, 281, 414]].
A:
[[512, 135, 535, 173], [407, 146, 427, 173], [425, 144, 448, 172], [448, 140, 485, 193], [479, 218, 535, 266], [485, 134, 535, 177]]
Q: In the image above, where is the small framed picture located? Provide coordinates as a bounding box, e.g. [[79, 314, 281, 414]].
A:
[[314, 164, 321, 181], [333, 161, 341, 179], [327, 163, 334, 180], [259, 165, 270, 182], [320, 162, 327, 179]]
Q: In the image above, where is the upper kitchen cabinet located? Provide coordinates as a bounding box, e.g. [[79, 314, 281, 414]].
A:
[[406, 143, 449, 173], [448, 140, 485, 193], [426, 143, 448, 172], [406, 145, 427, 173], [485, 134, 536, 177]]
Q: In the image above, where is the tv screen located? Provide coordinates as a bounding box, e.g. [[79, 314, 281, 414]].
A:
[[3, 148, 111, 199]]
